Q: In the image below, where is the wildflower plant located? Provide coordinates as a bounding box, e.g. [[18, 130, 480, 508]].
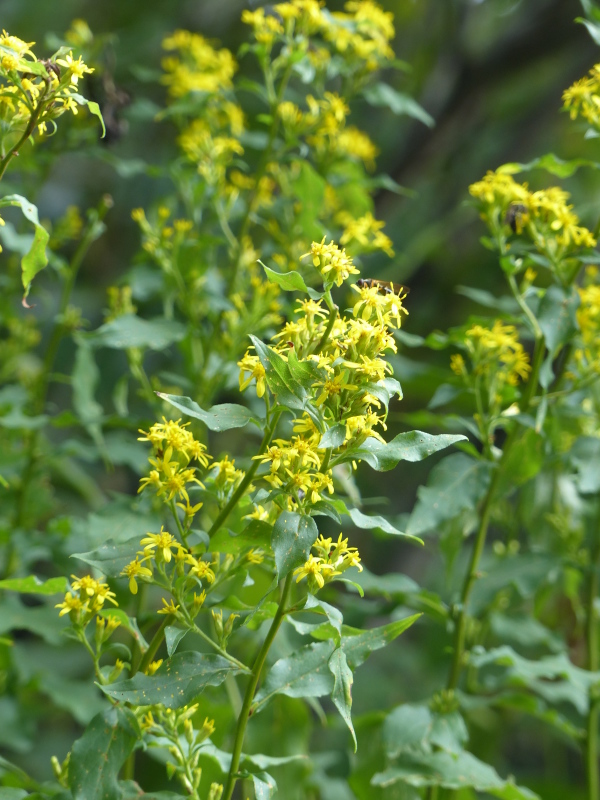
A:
[[7, 2, 600, 800]]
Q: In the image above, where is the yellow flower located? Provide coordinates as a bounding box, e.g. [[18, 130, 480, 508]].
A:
[[140, 527, 178, 563], [56, 52, 94, 85], [120, 557, 153, 594], [238, 351, 267, 397], [55, 592, 84, 618], [157, 598, 180, 615], [293, 555, 339, 589], [187, 557, 216, 584], [146, 659, 163, 675]]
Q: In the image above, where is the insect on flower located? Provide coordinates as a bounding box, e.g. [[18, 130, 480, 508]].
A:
[[356, 278, 410, 296]]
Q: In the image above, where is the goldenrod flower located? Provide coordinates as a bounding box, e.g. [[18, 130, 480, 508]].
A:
[[121, 557, 153, 594], [157, 598, 180, 615], [141, 527, 178, 563]]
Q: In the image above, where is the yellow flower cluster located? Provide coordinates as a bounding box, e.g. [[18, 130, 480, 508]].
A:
[[338, 211, 395, 257], [242, 1, 394, 71], [469, 170, 596, 256], [239, 240, 405, 512], [575, 270, 600, 375], [161, 30, 236, 96], [452, 320, 531, 389], [0, 30, 94, 138], [293, 533, 362, 592], [55, 574, 118, 622], [120, 527, 214, 601], [563, 64, 600, 128], [138, 418, 210, 515]]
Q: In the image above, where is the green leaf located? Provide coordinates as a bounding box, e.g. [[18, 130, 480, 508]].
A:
[[537, 285, 579, 356], [495, 428, 544, 495], [319, 423, 346, 449], [455, 285, 519, 314], [210, 519, 273, 554], [250, 772, 277, 800], [384, 704, 432, 757], [0, 575, 67, 595], [328, 647, 356, 751], [407, 453, 492, 536], [271, 512, 319, 578], [346, 506, 421, 542], [156, 393, 262, 431], [165, 624, 189, 656], [0, 194, 49, 303], [249, 335, 310, 412], [86, 314, 187, 350], [571, 436, 600, 494], [69, 92, 106, 137], [0, 790, 29, 800], [98, 608, 149, 652], [71, 537, 141, 577], [578, 15, 600, 46], [339, 431, 466, 472], [255, 616, 419, 709], [102, 652, 243, 707], [72, 340, 104, 447], [70, 707, 137, 800], [363, 83, 434, 128], [372, 750, 538, 799], [498, 152, 599, 178], [261, 263, 309, 294], [303, 593, 343, 641], [287, 349, 324, 389]]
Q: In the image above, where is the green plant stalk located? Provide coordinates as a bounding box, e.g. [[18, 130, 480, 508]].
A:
[[170, 499, 190, 549], [0, 80, 50, 181], [586, 540, 600, 800], [221, 573, 293, 800], [206, 406, 284, 539], [137, 614, 173, 676]]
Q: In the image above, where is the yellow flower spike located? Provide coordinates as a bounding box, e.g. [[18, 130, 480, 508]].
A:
[[120, 557, 153, 594], [146, 659, 163, 675]]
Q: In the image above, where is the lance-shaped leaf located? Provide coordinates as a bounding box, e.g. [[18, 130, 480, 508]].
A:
[[69, 92, 106, 137], [407, 453, 492, 536], [272, 512, 319, 578], [303, 593, 343, 643], [0, 576, 67, 595], [156, 393, 262, 431], [261, 262, 309, 294], [70, 707, 137, 800], [254, 615, 420, 709], [72, 537, 141, 577], [346, 506, 422, 543], [338, 431, 466, 472], [363, 83, 434, 128], [0, 194, 50, 304], [328, 648, 356, 750], [102, 652, 243, 708]]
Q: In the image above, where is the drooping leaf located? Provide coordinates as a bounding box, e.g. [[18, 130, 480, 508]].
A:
[[328, 647, 357, 750], [407, 453, 492, 536], [102, 652, 243, 708], [86, 314, 187, 350], [339, 431, 466, 472], [363, 83, 434, 128], [0, 194, 50, 303], [69, 92, 107, 137], [271, 512, 319, 578], [71, 537, 141, 577], [70, 707, 137, 800], [0, 576, 67, 595], [156, 393, 262, 431]]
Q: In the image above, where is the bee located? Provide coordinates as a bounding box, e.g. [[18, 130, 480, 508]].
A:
[[356, 278, 410, 297], [504, 203, 528, 234]]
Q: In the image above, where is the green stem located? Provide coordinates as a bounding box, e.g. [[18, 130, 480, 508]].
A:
[[170, 499, 189, 549], [221, 573, 293, 800], [206, 407, 283, 539], [188, 620, 251, 672], [137, 615, 172, 676], [586, 541, 600, 800], [314, 297, 338, 356], [0, 79, 50, 181]]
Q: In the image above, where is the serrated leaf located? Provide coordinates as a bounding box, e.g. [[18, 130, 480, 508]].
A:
[[156, 393, 262, 431], [261, 263, 309, 293], [0, 575, 67, 595], [71, 536, 141, 577], [363, 83, 434, 127], [255, 615, 419, 709], [271, 512, 318, 578], [70, 707, 137, 800], [102, 652, 242, 707], [407, 453, 492, 536], [86, 314, 186, 350], [328, 648, 356, 750], [339, 431, 466, 472]]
